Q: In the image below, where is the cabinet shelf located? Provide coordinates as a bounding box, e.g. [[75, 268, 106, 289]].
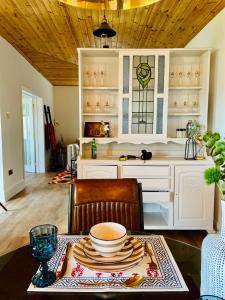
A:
[[168, 112, 200, 116], [144, 212, 169, 228], [82, 87, 118, 90], [82, 113, 118, 116], [80, 137, 117, 144], [167, 138, 187, 144], [169, 86, 202, 90]]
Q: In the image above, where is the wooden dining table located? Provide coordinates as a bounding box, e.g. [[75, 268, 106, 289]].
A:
[[0, 236, 200, 300]]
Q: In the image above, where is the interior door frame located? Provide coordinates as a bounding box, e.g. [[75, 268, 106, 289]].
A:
[[22, 91, 36, 172], [21, 88, 45, 173]]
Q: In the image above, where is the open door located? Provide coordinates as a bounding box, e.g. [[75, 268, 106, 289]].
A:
[[22, 92, 36, 173]]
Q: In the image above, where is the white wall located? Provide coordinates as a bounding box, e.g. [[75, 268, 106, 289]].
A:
[[187, 7, 225, 229], [53, 86, 79, 145], [0, 36, 53, 202], [187, 8, 225, 137]]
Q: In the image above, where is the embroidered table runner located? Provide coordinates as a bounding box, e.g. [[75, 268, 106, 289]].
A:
[[27, 235, 188, 293]]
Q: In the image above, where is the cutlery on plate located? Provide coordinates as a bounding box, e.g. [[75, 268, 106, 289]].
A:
[[145, 242, 158, 270], [57, 242, 72, 279], [78, 275, 144, 287]]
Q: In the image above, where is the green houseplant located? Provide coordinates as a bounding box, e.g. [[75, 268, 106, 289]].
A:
[[203, 130, 225, 199]]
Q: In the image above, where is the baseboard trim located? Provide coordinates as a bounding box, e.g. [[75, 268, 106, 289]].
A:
[[4, 179, 25, 201]]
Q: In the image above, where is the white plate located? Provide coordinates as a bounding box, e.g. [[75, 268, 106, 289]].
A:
[[83, 238, 133, 263], [73, 237, 144, 272]]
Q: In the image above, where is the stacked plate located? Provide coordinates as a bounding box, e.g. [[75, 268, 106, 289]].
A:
[[73, 237, 144, 272]]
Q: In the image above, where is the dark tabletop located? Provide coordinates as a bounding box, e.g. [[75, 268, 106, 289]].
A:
[[0, 237, 200, 300]]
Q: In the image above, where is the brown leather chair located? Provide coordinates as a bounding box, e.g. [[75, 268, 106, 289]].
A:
[[68, 178, 143, 234]]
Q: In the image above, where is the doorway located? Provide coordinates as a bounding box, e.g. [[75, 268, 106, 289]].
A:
[[22, 90, 45, 173]]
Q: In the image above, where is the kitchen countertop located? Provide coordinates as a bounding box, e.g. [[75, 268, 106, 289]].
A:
[[77, 156, 213, 166]]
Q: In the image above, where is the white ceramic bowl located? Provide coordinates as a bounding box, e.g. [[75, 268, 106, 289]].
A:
[[89, 222, 127, 257]]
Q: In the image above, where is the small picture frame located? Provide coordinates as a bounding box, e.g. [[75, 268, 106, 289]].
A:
[[84, 122, 110, 137]]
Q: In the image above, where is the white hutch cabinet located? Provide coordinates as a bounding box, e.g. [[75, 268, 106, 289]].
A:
[[77, 48, 214, 232]]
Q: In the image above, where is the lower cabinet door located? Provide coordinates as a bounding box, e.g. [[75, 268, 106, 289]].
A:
[[174, 165, 214, 229], [80, 165, 117, 179]]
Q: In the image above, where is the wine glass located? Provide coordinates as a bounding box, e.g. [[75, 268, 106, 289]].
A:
[[176, 64, 184, 86], [98, 64, 105, 87], [83, 95, 92, 113], [30, 224, 58, 287], [95, 100, 101, 112], [92, 67, 98, 86], [191, 63, 200, 86], [104, 95, 113, 113], [169, 64, 175, 87], [184, 63, 192, 86], [84, 65, 91, 86]]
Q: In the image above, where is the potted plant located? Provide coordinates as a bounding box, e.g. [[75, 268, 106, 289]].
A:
[[203, 130, 225, 198], [200, 130, 225, 298]]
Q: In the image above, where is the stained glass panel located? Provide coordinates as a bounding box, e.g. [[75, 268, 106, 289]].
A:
[[131, 55, 155, 134]]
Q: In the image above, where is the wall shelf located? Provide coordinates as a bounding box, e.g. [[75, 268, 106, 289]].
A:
[[82, 87, 118, 90]]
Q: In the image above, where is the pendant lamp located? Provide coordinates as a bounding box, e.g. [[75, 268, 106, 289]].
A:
[[93, 15, 116, 48]]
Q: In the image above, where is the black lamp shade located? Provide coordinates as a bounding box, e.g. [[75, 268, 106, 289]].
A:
[[93, 18, 116, 38]]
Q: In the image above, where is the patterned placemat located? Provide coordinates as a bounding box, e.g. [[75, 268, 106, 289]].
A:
[[27, 235, 188, 293]]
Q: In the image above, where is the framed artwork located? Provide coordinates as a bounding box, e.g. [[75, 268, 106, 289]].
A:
[[84, 122, 110, 137]]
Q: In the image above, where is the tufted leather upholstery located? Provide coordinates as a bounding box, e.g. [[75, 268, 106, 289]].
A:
[[69, 178, 143, 234]]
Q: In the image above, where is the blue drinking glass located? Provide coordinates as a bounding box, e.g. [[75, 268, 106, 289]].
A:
[[30, 224, 58, 287]]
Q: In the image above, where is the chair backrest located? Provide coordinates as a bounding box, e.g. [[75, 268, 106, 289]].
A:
[[69, 178, 143, 234]]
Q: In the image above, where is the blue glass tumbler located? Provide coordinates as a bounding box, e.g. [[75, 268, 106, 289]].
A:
[[30, 224, 58, 287]]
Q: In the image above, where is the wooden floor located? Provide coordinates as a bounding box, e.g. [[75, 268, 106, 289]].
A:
[[0, 173, 69, 256], [0, 173, 207, 256]]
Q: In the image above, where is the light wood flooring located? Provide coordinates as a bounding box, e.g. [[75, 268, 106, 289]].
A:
[[0, 173, 69, 256], [0, 173, 206, 256]]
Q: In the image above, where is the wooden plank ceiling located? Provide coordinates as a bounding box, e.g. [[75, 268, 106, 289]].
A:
[[0, 0, 224, 86]]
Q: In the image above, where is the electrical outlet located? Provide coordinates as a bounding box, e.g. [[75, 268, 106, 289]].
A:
[[8, 169, 13, 175]]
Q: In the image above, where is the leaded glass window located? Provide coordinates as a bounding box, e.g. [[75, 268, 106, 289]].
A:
[[132, 55, 155, 134]]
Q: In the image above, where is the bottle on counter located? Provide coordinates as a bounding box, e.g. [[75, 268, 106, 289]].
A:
[[91, 138, 97, 159]]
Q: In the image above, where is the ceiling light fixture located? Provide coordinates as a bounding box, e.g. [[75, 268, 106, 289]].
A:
[[58, 0, 160, 10], [93, 14, 116, 48]]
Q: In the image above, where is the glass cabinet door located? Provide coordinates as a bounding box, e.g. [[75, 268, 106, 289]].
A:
[[119, 51, 169, 139]]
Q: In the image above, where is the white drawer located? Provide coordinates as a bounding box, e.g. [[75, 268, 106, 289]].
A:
[[82, 165, 117, 179], [138, 178, 170, 190], [122, 165, 170, 178], [143, 192, 171, 203]]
